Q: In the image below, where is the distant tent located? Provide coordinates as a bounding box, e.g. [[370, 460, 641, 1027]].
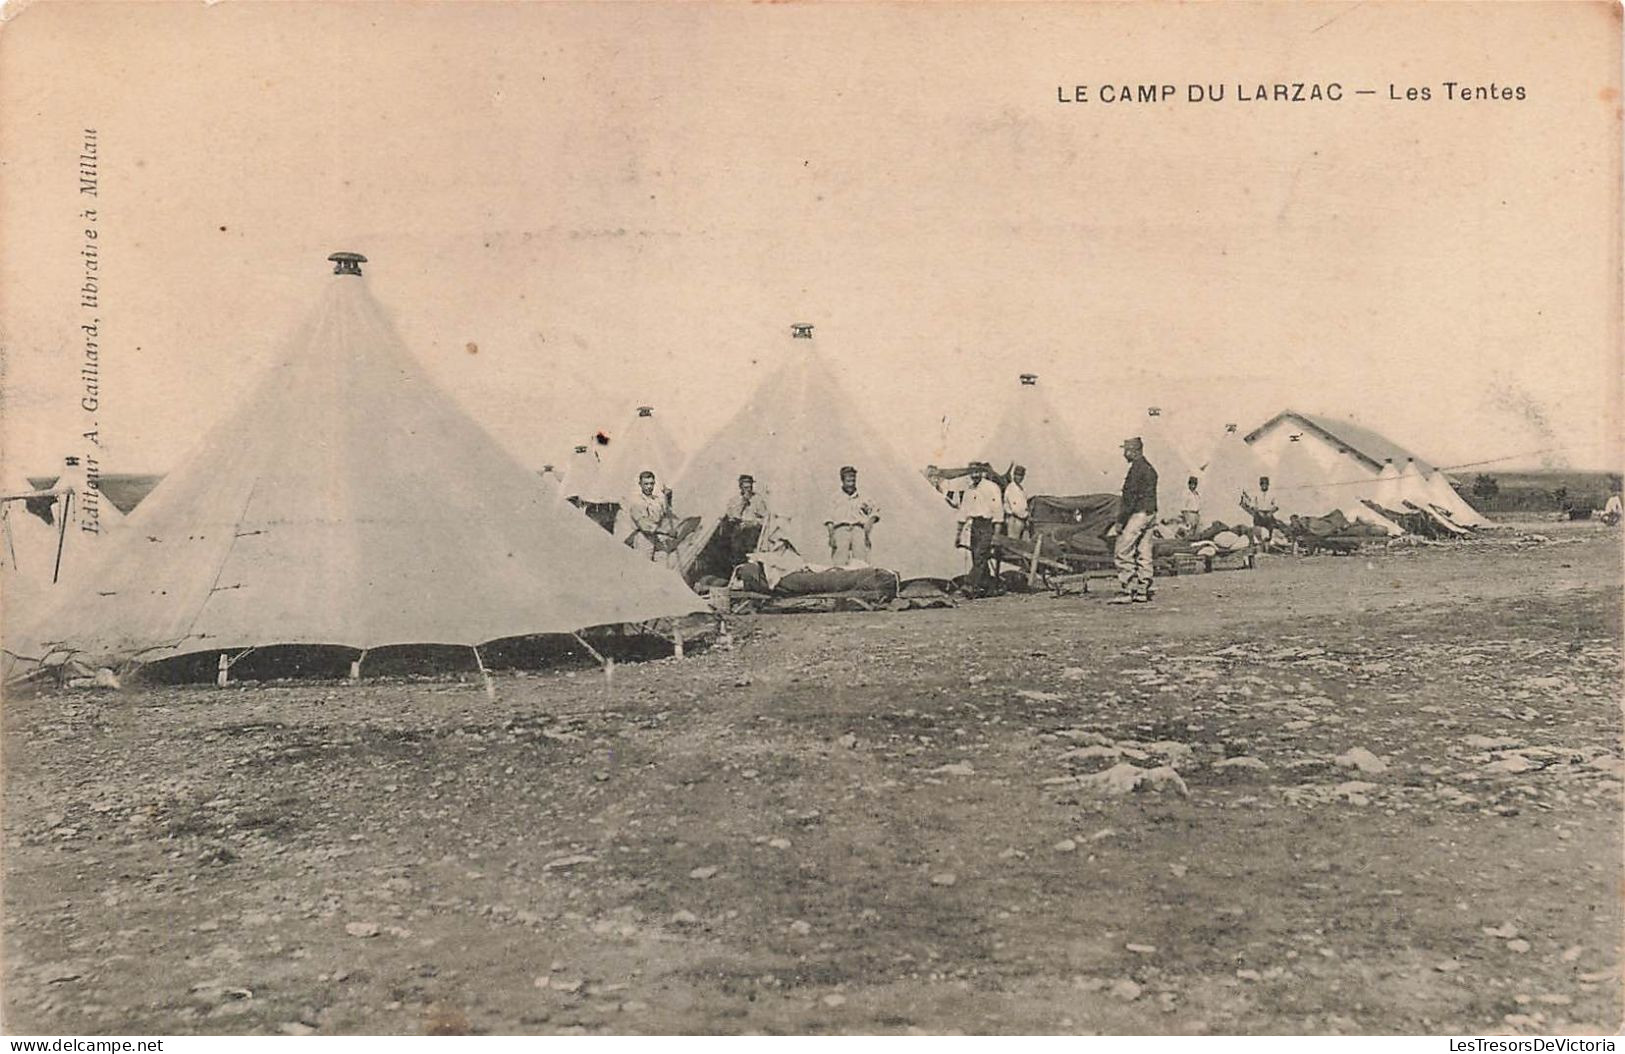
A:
[[1369, 459, 1407, 509], [49, 454, 127, 540], [579, 405, 685, 507], [1371, 457, 1436, 513], [1246, 408, 1486, 528], [1, 471, 67, 615], [984, 373, 1116, 495], [1420, 466, 1491, 527], [560, 443, 600, 503], [5, 254, 705, 674], [1269, 437, 1402, 535], [2, 455, 122, 603], [674, 325, 965, 582], [1137, 409, 1204, 518], [1194, 426, 1273, 530]]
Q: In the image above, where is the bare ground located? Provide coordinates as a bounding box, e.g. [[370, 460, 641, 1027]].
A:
[[4, 523, 1621, 1035]]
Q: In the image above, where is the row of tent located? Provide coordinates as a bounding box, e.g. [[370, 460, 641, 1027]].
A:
[[1, 254, 1489, 680], [543, 365, 1489, 561]]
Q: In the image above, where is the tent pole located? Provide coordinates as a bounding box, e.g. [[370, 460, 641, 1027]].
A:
[[51, 491, 72, 584], [2, 506, 17, 569], [471, 645, 494, 700], [216, 653, 229, 688], [672, 624, 684, 660]]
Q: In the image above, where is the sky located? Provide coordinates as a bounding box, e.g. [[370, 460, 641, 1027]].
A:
[[2, 1, 1619, 483]]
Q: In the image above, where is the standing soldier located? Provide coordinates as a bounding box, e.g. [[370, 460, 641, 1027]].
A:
[[1106, 437, 1158, 604], [1003, 464, 1031, 541], [959, 461, 1005, 596], [825, 465, 879, 567], [1178, 474, 1202, 536]]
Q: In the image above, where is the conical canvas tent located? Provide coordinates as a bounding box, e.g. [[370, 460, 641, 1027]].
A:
[[984, 374, 1116, 495], [1, 470, 67, 617], [6, 254, 705, 672], [1194, 427, 1273, 530], [1137, 409, 1204, 518], [579, 405, 685, 506], [674, 326, 965, 582], [1368, 459, 1405, 509], [560, 443, 601, 502], [1420, 467, 1491, 527], [1367, 457, 1446, 515], [1, 455, 121, 602]]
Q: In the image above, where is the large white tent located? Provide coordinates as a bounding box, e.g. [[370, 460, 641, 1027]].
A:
[[983, 374, 1118, 496], [6, 254, 705, 672], [675, 326, 965, 582]]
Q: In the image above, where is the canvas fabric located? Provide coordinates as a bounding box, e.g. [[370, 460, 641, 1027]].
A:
[[7, 275, 705, 669]]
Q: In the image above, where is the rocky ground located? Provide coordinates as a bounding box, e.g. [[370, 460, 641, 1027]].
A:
[[3, 521, 1621, 1036]]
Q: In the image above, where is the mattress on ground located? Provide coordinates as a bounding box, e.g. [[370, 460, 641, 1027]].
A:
[[734, 563, 899, 597]]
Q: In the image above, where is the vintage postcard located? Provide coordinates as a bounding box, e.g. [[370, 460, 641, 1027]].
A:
[[1, 0, 1620, 1040]]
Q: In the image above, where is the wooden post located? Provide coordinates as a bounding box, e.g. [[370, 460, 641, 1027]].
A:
[[349, 649, 366, 682], [216, 653, 229, 688], [1027, 536, 1044, 590], [672, 625, 684, 659]]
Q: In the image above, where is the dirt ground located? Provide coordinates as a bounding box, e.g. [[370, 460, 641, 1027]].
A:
[[4, 521, 1621, 1036]]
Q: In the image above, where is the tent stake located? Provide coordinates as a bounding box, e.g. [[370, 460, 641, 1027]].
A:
[[471, 646, 494, 700], [349, 649, 367, 682], [672, 625, 684, 659], [216, 652, 229, 688]]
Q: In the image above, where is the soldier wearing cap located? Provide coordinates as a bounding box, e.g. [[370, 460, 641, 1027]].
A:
[[625, 470, 675, 562], [825, 465, 879, 566], [959, 461, 1005, 596], [1003, 464, 1031, 541], [1178, 474, 1202, 536], [1106, 437, 1158, 603], [1241, 475, 1281, 546], [721, 473, 776, 566]]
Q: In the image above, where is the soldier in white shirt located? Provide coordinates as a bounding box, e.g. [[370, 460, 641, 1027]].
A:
[[961, 462, 1005, 596], [825, 466, 879, 567], [1003, 465, 1031, 541], [625, 471, 674, 562], [1178, 475, 1202, 536]]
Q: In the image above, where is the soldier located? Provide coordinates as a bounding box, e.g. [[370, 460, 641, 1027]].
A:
[[1241, 475, 1282, 546], [959, 461, 1005, 596], [720, 474, 776, 565], [1178, 474, 1202, 536], [1106, 437, 1158, 604], [825, 465, 879, 567], [1003, 464, 1031, 541], [625, 471, 674, 561]]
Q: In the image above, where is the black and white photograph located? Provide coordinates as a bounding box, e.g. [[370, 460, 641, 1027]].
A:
[[0, 0, 1620, 1040]]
